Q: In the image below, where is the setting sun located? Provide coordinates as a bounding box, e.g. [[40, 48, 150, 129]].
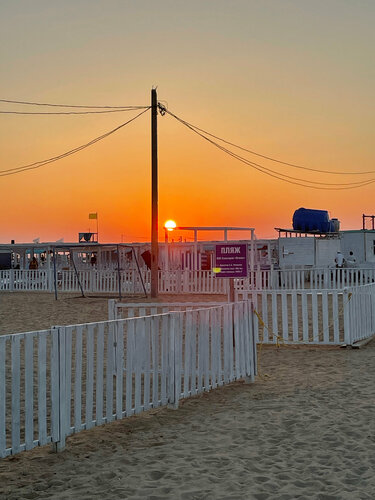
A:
[[164, 219, 177, 231]]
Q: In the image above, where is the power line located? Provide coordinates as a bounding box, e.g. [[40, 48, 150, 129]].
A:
[[0, 108, 150, 178], [0, 108, 149, 115], [165, 109, 375, 190], [165, 109, 375, 176], [0, 98, 147, 109]]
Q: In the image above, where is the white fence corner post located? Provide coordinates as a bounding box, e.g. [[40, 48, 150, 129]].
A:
[[250, 302, 258, 377], [167, 314, 179, 410], [343, 288, 351, 346], [243, 301, 255, 383], [51, 326, 67, 453]]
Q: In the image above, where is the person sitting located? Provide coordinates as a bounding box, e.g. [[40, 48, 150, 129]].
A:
[[346, 251, 357, 268]]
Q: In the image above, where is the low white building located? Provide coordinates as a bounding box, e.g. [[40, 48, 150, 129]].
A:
[[277, 229, 375, 269], [277, 231, 341, 269], [341, 230, 375, 266]]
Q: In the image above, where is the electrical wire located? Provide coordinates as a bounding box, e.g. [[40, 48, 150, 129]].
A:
[[165, 109, 375, 176], [0, 108, 150, 177], [0, 108, 149, 115], [0, 98, 147, 109], [165, 109, 375, 190]]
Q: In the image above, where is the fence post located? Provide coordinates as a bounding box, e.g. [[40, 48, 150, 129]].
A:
[[244, 300, 257, 383], [251, 302, 258, 377], [242, 301, 254, 383], [167, 314, 179, 409], [343, 288, 351, 346], [108, 299, 116, 320], [51, 326, 67, 453]]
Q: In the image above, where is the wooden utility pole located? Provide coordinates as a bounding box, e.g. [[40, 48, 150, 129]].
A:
[[151, 88, 159, 297]]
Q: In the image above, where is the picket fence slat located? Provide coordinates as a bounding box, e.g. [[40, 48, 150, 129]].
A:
[[38, 335, 47, 445], [116, 322, 124, 417], [65, 328, 72, 435], [25, 335, 33, 450], [183, 312, 192, 397], [190, 311, 197, 395], [203, 310, 210, 391], [301, 293, 308, 343], [210, 308, 217, 390], [96, 323, 105, 425], [86, 325, 94, 429], [0, 338, 6, 458], [50, 329, 59, 442], [134, 319, 143, 413], [151, 316, 159, 405], [126, 320, 135, 417], [106, 323, 114, 422], [143, 318, 151, 411], [174, 314, 182, 403], [74, 326, 83, 432], [11, 336, 21, 454], [322, 291, 329, 343]]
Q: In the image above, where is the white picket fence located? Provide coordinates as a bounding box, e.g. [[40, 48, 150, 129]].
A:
[[0, 269, 228, 295], [2, 267, 375, 295], [237, 283, 375, 345], [0, 329, 59, 457], [345, 283, 375, 344], [0, 270, 51, 291], [237, 288, 349, 345], [236, 267, 375, 291], [0, 301, 256, 458]]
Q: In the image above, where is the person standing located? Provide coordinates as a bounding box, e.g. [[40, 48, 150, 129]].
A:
[[335, 251, 344, 269], [29, 256, 38, 270]]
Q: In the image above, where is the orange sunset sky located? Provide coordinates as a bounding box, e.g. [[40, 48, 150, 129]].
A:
[[0, 1, 374, 244]]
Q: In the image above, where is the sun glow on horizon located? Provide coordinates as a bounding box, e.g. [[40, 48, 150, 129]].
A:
[[164, 220, 177, 231]]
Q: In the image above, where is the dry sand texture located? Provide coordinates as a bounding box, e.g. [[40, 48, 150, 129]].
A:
[[0, 292, 227, 335], [1, 292, 375, 499]]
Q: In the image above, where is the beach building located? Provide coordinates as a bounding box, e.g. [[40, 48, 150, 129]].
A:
[[273, 207, 375, 270], [275, 207, 341, 269], [0, 227, 259, 294], [277, 231, 341, 269], [340, 230, 375, 267], [276, 229, 375, 269], [0, 226, 259, 273]]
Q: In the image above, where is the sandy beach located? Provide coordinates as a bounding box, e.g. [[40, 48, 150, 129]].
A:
[[1, 292, 375, 499]]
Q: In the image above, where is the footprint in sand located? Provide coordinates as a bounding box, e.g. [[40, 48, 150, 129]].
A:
[[148, 470, 166, 480]]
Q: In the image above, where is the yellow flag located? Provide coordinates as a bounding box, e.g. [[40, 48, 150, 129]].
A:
[[89, 213, 97, 220]]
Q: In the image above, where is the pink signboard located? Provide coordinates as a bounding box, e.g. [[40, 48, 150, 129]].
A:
[[215, 243, 248, 278]]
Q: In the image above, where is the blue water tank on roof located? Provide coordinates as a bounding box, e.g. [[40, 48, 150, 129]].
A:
[[293, 208, 332, 233]]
